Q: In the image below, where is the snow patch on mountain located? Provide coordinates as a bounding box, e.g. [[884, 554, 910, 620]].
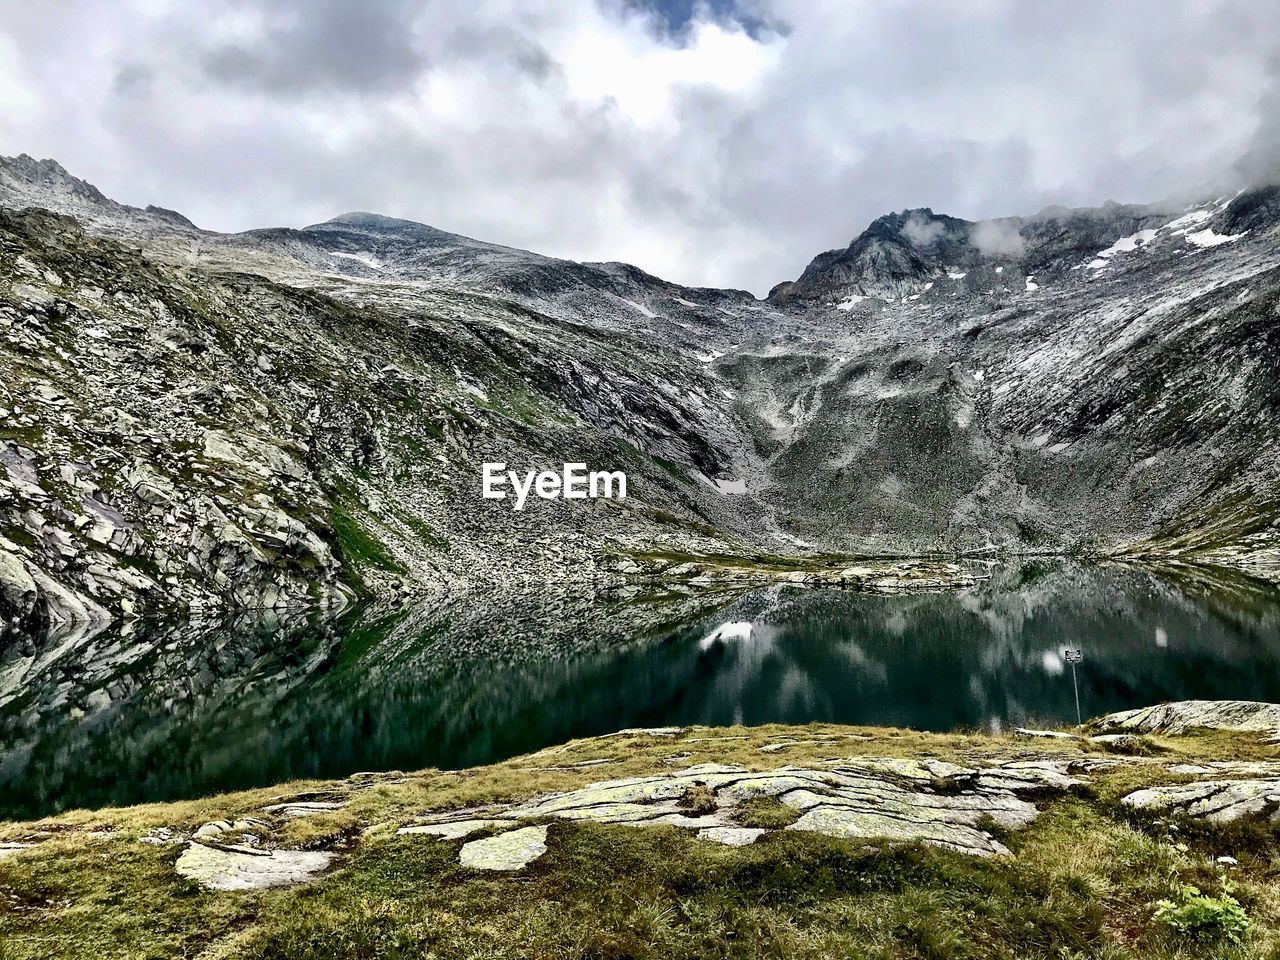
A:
[[1185, 228, 1246, 248]]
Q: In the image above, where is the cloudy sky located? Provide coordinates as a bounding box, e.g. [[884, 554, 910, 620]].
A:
[[2, 0, 1278, 293]]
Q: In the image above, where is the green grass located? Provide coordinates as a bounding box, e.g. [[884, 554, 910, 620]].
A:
[[329, 502, 407, 576], [3, 723, 1280, 959]]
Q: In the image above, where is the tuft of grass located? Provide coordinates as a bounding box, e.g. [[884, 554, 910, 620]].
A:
[[679, 784, 718, 816], [735, 797, 802, 829]]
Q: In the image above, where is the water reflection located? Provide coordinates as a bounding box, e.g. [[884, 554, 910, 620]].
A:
[[2, 560, 1279, 819]]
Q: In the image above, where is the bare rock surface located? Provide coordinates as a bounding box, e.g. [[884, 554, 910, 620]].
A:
[[3, 156, 1280, 625], [397, 819, 511, 840], [174, 841, 334, 891], [1094, 700, 1280, 737], [1122, 779, 1280, 823], [402, 759, 1091, 861], [699, 827, 767, 846], [458, 825, 548, 871]]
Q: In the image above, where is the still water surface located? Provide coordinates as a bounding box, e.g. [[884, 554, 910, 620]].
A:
[[3, 561, 1280, 819]]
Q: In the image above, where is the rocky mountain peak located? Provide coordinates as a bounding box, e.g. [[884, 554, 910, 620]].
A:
[[0, 153, 112, 208], [770, 207, 979, 304]]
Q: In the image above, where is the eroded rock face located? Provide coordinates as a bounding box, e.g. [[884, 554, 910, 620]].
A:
[[174, 842, 334, 891], [401, 759, 1089, 860], [1094, 701, 1280, 738], [1123, 779, 1280, 823]]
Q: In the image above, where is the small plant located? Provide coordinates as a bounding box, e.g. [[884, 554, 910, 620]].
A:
[[735, 796, 801, 828], [679, 784, 717, 815], [1154, 880, 1249, 943]]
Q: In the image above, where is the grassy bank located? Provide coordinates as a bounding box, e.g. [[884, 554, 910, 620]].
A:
[[2, 721, 1279, 959]]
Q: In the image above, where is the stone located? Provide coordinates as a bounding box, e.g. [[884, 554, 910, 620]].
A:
[[0, 548, 37, 622], [699, 827, 766, 846], [1088, 733, 1153, 754], [397, 819, 512, 839], [175, 842, 334, 891], [785, 807, 1013, 857], [1094, 701, 1280, 737], [261, 801, 346, 817], [193, 820, 233, 839], [1123, 779, 1280, 823], [459, 825, 548, 871], [140, 828, 181, 846], [403, 758, 1084, 865], [1015, 728, 1084, 741], [0, 842, 37, 860]]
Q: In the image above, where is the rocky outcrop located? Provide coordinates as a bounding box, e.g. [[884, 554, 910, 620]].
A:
[[1093, 701, 1280, 738], [1123, 778, 1280, 824], [397, 759, 1091, 860], [458, 825, 549, 871]]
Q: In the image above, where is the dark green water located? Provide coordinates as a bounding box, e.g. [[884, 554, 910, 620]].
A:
[[3, 561, 1280, 819]]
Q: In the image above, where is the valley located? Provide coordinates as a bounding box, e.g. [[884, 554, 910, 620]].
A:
[[2, 154, 1278, 629]]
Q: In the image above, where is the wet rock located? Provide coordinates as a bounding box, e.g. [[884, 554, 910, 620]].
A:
[[0, 548, 38, 625]]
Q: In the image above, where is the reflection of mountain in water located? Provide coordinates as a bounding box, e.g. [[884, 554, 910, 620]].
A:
[[3, 562, 1280, 818]]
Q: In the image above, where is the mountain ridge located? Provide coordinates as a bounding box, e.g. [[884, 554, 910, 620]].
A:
[[1, 154, 1277, 629]]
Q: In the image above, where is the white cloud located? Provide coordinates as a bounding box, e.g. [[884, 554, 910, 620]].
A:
[[971, 219, 1026, 258], [0, 0, 1277, 294], [902, 214, 945, 247]]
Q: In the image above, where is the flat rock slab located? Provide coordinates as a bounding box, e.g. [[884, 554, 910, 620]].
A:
[[699, 827, 766, 846], [261, 801, 346, 818], [175, 842, 334, 891], [786, 807, 1013, 856], [407, 758, 1088, 862], [0, 842, 37, 860], [1095, 700, 1280, 737], [1167, 762, 1280, 777], [1123, 779, 1280, 823], [459, 825, 548, 871], [398, 819, 512, 840]]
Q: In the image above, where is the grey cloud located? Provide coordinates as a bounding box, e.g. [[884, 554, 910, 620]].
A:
[[1, 0, 1279, 294], [200, 0, 427, 95], [1233, 53, 1280, 188], [971, 220, 1026, 259]]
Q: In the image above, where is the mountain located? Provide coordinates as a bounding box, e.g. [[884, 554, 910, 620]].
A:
[[0, 154, 1277, 629]]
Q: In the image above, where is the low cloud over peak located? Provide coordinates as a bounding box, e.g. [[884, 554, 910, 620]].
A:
[[1, 0, 1278, 294]]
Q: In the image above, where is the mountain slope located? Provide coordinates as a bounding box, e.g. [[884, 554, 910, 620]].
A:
[[1, 154, 1277, 627]]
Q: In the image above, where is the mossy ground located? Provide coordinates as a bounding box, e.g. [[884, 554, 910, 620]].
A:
[[2, 722, 1279, 959]]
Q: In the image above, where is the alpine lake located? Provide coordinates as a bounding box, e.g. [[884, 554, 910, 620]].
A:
[[3, 559, 1280, 820]]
